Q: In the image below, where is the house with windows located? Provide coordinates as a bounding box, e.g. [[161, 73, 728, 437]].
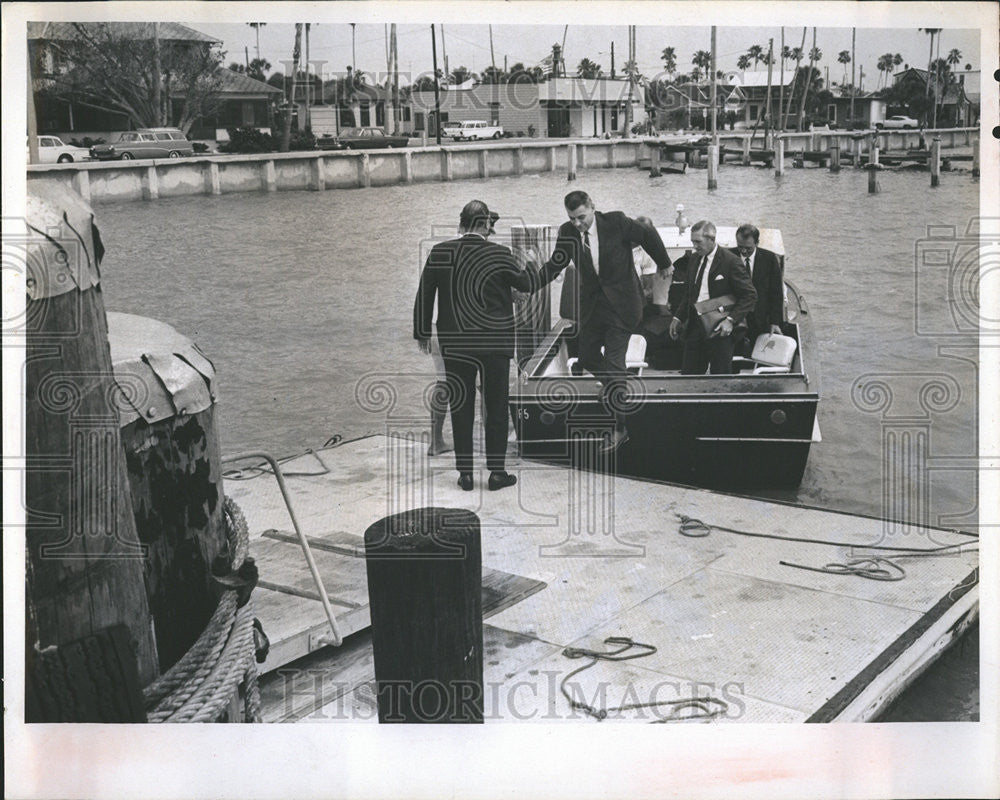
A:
[[410, 77, 643, 138], [889, 67, 975, 127], [315, 75, 413, 135], [28, 21, 281, 141]]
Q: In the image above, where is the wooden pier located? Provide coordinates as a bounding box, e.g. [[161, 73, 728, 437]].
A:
[[224, 434, 978, 724]]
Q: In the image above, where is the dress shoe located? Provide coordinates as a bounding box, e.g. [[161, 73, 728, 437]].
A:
[[457, 473, 474, 491], [598, 428, 630, 453], [488, 471, 517, 491]]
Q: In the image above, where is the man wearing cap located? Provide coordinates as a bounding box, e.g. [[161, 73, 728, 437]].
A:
[[533, 190, 673, 451], [414, 200, 548, 491]]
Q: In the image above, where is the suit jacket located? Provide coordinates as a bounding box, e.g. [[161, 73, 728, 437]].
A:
[[543, 210, 672, 330], [413, 234, 548, 358], [730, 246, 784, 333], [677, 246, 757, 328]]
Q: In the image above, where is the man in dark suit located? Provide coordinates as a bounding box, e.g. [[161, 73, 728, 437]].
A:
[[669, 220, 757, 375], [414, 200, 549, 492], [534, 190, 672, 450], [731, 223, 784, 357]]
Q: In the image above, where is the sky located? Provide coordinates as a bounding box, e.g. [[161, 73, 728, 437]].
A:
[[194, 21, 981, 93]]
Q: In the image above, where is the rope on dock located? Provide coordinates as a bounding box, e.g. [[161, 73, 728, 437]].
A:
[[143, 497, 262, 722], [559, 637, 728, 722]]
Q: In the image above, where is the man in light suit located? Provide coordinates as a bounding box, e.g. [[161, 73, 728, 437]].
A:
[[414, 200, 550, 492], [535, 190, 673, 450], [669, 220, 756, 375], [731, 223, 784, 357]]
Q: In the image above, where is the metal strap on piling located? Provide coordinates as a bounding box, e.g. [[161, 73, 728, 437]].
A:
[[222, 451, 344, 647]]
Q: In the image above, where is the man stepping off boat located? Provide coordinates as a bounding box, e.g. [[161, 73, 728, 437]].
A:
[[530, 190, 673, 452], [414, 200, 554, 492]]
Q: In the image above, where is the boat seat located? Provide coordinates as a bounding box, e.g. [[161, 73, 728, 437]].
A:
[[566, 335, 648, 376], [738, 333, 798, 374]]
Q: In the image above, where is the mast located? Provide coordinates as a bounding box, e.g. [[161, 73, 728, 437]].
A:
[[779, 27, 785, 130]]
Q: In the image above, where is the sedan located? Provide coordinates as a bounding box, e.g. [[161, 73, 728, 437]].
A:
[[876, 115, 919, 130], [335, 127, 410, 149], [30, 136, 91, 164]]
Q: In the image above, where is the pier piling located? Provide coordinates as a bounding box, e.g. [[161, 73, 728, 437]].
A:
[[830, 142, 841, 173], [775, 139, 785, 176], [930, 137, 941, 187], [649, 145, 661, 178], [364, 507, 484, 723], [707, 144, 719, 189], [742, 136, 751, 166], [972, 137, 980, 178], [567, 143, 577, 181]]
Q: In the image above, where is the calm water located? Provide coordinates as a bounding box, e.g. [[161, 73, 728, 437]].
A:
[[96, 162, 980, 719]]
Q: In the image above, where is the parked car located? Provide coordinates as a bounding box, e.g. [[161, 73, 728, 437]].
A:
[[449, 120, 504, 141], [29, 136, 91, 164], [334, 127, 410, 149], [316, 134, 346, 151], [90, 128, 194, 160], [876, 115, 919, 130]]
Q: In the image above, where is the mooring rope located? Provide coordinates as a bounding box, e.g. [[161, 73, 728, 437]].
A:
[[143, 497, 262, 723], [559, 637, 729, 723]]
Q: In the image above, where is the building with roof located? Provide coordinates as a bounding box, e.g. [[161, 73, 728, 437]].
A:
[[890, 67, 976, 127], [410, 77, 643, 138], [28, 21, 281, 141]]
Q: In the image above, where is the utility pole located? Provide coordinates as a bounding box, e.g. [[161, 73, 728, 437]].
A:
[[779, 27, 785, 130], [624, 26, 635, 138], [611, 41, 615, 78], [764, 38, 774, 147], [351, 23, 356, 70], [153, 22, 162, 125], [710, 26, 717, 142], [305, 23, 311, 131], [489, 24, 496, 72], [245, 46, 250, 71], [431, 25, 442, 145], [850, 27, 856, 123], [391, 24, 399, 134], [441, 24, 448, 83]]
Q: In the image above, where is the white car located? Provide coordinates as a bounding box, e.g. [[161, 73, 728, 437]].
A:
[[876, 115, 919, 130], [449, 120, 504, 141], [30, 135, 92, 164]]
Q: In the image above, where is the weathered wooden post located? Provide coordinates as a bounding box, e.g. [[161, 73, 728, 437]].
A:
[[23, 183, 159, 721], [774, 138, 785, 176], [868, 163, 879, 194], [107, 313, 229, 672], [364, 507, 483, 723], [930, 136, 941, 187], [972, 136, 980, 178], [742, 136, 751, 166], [830, 142, 841, 172], [649, 144, 662, 177], [567, 142, 577, 181], [707, 144, 719, 189]]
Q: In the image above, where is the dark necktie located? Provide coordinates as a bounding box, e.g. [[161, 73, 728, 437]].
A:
[[745, 255, 752, 277], [693, 253, 709, 299], [582, 230, 596, 275]]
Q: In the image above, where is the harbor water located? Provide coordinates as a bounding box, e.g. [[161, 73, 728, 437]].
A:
[[96, 162, 980, 719]]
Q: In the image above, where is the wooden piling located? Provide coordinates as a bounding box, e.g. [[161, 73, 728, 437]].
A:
[[649, 145, 661, 178], [775, 139, 785, 176], [830, 143, 840, 172], [364, 507, 484, 723], [567, 143, 577, 181], [868, 163, 879, 194], [25, 183, 159, 720], [707, 144, 719, 189], [742, 136, 751, 166], [972, 137, 980, 177], [108, 313, 229, 672], [930, 137, 941, 187]]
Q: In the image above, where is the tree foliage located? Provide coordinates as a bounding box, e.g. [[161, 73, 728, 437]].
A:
[[43, 22, 225, 133]]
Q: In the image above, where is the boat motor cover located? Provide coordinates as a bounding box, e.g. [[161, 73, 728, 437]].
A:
[[751, 333, 798, 368]]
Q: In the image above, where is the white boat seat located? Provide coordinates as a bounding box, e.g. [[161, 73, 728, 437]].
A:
[[566, 335, 649, 376], [739, 333, 798, 374]]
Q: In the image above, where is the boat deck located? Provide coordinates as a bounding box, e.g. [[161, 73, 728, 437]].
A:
[[224, 434, 978, 723]]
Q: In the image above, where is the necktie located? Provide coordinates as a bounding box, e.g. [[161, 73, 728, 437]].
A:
[[745, 255, 752, 277], [693, 253, 709, 296], [581, 230, 596, 275]]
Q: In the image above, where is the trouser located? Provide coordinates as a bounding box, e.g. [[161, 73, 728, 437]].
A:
[[578, 300, 631, 432], [442, 352, 511, 473], [681, 319, 737, 375]]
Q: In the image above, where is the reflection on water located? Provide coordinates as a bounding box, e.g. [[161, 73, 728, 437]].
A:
[[97, 166, 980, 721]]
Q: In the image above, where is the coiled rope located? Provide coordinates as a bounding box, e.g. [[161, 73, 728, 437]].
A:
[[143, 497, 262, 723], [560, 637, 728, 722], [677, 514, 978, 582]]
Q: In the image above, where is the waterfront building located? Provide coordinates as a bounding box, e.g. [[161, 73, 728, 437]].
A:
[[410, 77, 644, 138]]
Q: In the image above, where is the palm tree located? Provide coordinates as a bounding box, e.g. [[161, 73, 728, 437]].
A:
[[947, 48, 962, 68], [692, 49, 712, 81], [876, 53, 892, 88], [737, 53, 752, 71], [838, 49, 851, 84], [783, 29, 806, 127], [690, 66, 702, 83], [576, 58, 603, 79], [248, 22, 266, 61], [747, 44, 764, 70], [892, 52, 903, 77], [661, 46, 677, 79], [920, 27, 941, 116], [799, 29, 819, 130]]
